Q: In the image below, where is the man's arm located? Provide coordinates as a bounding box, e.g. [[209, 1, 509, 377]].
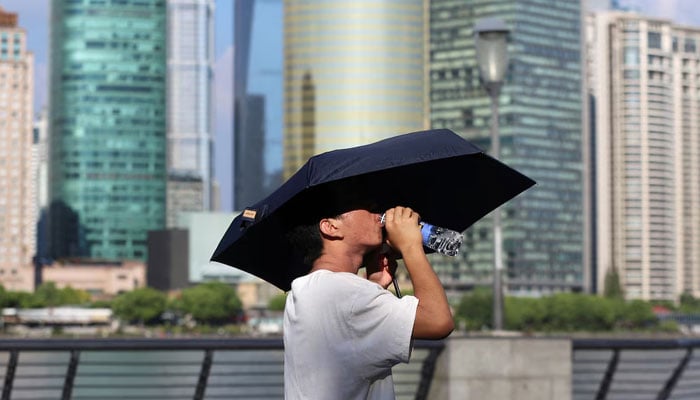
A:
[[384, 207, 454, 339]]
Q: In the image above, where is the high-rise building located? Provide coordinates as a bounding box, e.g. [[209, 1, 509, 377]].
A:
[[33, 108, 50, 287], [166, 0, 215, 223], [0, 7, 35, 291], [48, 0, 167, 261], [283, 0, 429, 178], [587, 11, 700, 301], [233, 0, 284, 210], [429, 0, 586, 296]]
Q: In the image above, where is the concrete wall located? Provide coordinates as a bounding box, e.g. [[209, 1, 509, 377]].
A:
[[427, 337, 571, 400]]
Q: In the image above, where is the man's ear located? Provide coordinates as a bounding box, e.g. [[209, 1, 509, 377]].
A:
[[319, 217, 342, 239]]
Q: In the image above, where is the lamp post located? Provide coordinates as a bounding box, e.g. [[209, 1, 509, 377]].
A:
[[474, 17, 509, 331]]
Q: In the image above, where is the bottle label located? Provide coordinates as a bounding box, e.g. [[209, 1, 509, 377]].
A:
[[420, 223, 433, 244]]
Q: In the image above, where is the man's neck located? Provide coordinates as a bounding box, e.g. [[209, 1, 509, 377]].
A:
[[311, 252, 361, 274]]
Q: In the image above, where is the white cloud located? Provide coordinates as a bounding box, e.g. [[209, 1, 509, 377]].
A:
[[213, 45, 234, 212]]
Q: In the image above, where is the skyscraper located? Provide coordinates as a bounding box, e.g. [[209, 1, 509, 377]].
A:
[[166, 0, 214, 226], [48, 0, 167, 261], [587, 11, 700, 301], [430, 0, 586, 295], [283, 0, 429, 178], [0, 6, 35, 291], [233, 0, 284, 210]]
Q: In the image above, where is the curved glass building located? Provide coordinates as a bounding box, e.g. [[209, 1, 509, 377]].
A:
[[48, 0, 167, 261], [283, 0, 429, 178]]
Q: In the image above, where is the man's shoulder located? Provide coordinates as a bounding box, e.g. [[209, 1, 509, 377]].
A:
[[291, 270, 379, 295]]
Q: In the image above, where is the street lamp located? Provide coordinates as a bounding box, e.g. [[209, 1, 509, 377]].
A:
[[474, 17, 509, 331]]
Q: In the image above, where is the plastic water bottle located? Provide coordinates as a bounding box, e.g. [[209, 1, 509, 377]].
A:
[[380, 214, 463, 256], [420, 222, 463, 256]]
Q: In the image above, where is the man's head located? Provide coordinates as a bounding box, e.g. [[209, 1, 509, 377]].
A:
[[285, 207, 384, 267]]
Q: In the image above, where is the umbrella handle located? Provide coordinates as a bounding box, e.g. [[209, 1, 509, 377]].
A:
[[392, 277, 402, 298]]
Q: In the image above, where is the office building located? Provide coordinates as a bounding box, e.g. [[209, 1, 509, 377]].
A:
[[48, 0, 167, 261], [587, 11, 700, 301], [165, 172, 204, 228], [429, 0, 586, 296], [147, 228, 189, 291], [234, 0, 284, 209], [283, 0, 429, 178], [33, 108, 50, 287], [0, 7, 35, 291], [166, 0, 215, 223]]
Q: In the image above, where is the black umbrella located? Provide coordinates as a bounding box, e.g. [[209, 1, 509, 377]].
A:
[[211, 128, 535, 291]]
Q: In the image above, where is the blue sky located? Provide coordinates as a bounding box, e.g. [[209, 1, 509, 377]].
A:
[[2, 0, 700, 212]]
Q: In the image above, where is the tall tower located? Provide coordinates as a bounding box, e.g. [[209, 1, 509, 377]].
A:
[[429, 0, 586, 296], [0, 7, 35, 291], [233, 0, 284, 210], [48, 0, 167, 261], [283, 0, 429, 178], [166, 0, 215, 226], [588, 11, 700, 301]]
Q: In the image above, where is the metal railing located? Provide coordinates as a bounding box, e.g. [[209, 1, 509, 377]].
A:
[[0, 338, 444, 400], [572, 338, 700, 400]]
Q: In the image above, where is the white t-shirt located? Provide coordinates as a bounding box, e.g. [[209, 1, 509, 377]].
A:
[[284, 269, 419, 399]]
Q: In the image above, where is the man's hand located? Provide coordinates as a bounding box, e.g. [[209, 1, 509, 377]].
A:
[[364, 246, 398, 289], [383, 206, 423, 256]]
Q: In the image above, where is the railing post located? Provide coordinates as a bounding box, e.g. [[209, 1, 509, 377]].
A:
[[657, 347, 693, 400], [1, 350, 18, 400], [414, 344, 444, 400], [596, 348, 619, 400], [194, 349, 213, 400], [62, 349, 80, 400]]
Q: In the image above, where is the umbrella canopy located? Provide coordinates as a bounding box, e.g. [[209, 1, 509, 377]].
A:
[[211, 128, 535, 291]]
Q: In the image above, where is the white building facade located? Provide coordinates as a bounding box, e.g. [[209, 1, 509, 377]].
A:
[[587, 11, 700, 301], [0, 7, 35, 291], [166, 0, 215, 223]]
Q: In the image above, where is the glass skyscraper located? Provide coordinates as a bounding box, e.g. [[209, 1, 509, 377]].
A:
[[430, 0, 585, 295], [166, 0, 214, 225], [48, 0, 167, 261]]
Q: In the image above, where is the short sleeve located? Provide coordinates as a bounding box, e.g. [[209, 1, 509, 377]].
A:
[[347, 282, 419, 380]]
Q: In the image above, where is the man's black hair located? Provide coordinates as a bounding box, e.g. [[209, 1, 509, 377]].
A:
[[285, 221, 324, 266]]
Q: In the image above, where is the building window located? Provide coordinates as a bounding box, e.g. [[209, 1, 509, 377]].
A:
[[648, 32, 661, 49], [685, 38, 696, 53]]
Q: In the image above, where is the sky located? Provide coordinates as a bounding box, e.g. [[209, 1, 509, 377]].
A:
[[2, 0, 700, 212]]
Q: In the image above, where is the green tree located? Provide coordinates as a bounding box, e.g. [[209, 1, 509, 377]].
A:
[[267, 293, 287, 312], [0, 285, 8, 308], [5, 291, 32, 308], [553, 294, 618, 331], [179, 282, 242, 325], [455, 287, 492, 330], [504, 296, 545, 332], [603, 266, 625, 299], [679, 292, 700, 313], [112, 287, 167, 325], [23, 283, 91, 308], [617, 299, 656, 330]]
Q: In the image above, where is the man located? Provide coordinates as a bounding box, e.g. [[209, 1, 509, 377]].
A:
[[283, 205, 454, 399]]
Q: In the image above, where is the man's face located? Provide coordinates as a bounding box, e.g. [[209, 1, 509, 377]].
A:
[[337, 208, 383, 248]]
